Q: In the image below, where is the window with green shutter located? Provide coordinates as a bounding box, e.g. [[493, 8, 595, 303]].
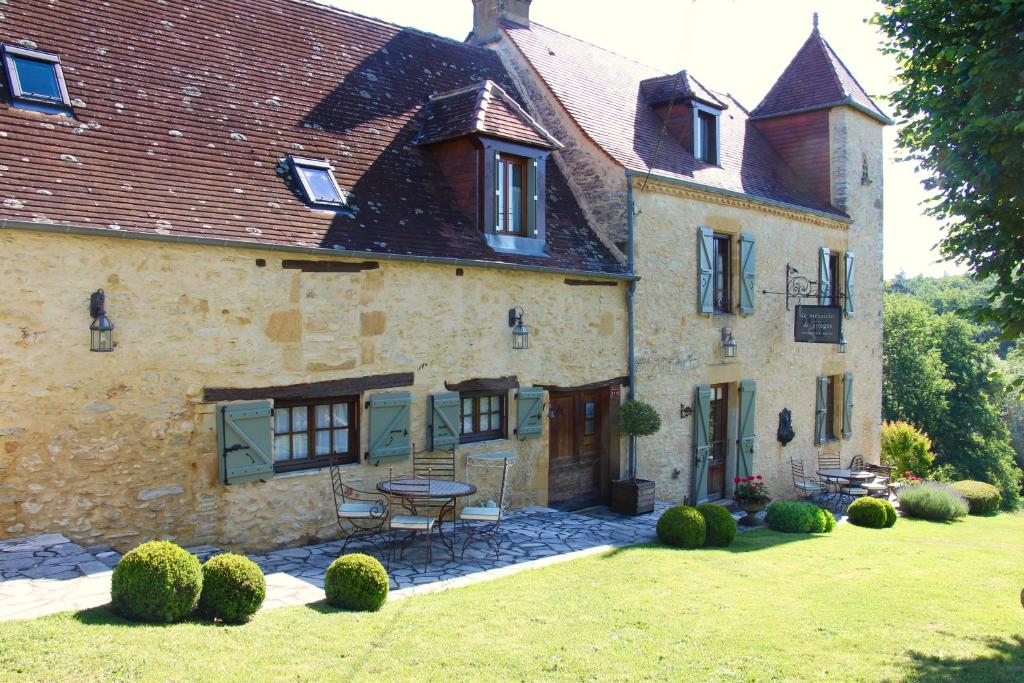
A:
[[367, 392, 411, 465], [738, 233, 756, 315], [515, 387, 544, 440], [842, 372, 854, 439], [218, 401, 275, 485], [844, 251, 855, 318], [818, 247, 833, 306], [427, 391, 460, 451], [697, 227, 714, 315], [692, 384, 712, 503], [737, 380, 756, 480], [814, 375, 829, 445]]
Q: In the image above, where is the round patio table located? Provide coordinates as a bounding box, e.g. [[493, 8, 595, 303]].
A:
[[816, 468, 873, 511], [376, 479, 477, 552]]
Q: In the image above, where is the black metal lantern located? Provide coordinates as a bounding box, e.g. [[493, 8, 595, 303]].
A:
[[721, 327, 737, 358], [89, 289, 114, 352], [508, 306, 529, 350]]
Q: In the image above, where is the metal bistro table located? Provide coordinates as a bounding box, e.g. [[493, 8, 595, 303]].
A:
[[816, 468, 873, 512], [376, 478, 477, 554]]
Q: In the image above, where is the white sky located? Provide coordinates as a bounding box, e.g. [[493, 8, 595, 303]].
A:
[[323, 0, 963, 279]]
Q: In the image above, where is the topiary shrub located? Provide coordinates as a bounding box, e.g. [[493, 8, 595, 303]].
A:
[[198, 553, 266, 624], [696, 503, 737, 547], [111, 540, 202, 623], [618, 400, 662, 438], [847, 498, 895, 529], [951, 480, 1002, 515], [882, 500, 898, 528], [766, 501, 835, 534], [656, 505, 706, 548], [324, 553, 389, 611], [898, 481, 969, 521]]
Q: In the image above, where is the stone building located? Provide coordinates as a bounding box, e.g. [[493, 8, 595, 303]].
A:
[[471, 1, 889, 504], [0, 0, 887, 551]]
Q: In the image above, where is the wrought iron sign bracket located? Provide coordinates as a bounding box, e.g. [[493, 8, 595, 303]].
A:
[[761, 263, 845, 311]]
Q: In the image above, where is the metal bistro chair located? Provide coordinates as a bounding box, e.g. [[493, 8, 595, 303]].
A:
[[413, 446, 457, 525], [387, 468, 437, 572], [791, 459, 826, 501], [817, 450, 844, 509], [849, 454, 865, 471], [863, 462, 892, 499], [459, 455, 512, 563], [329, 452, 388, 555]]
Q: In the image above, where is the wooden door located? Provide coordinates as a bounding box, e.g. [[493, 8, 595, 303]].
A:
[[548, 390, 609, 509], [707, 383, 729, 500]]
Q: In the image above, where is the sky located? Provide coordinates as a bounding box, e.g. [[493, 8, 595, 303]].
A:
[[324, 0, 964, 279]]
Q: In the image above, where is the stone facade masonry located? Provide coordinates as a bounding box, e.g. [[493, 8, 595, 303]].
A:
[[0, 231, 627, 551]]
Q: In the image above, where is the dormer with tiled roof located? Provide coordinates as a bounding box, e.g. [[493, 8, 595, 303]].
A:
[[640, 70, 728, 166]]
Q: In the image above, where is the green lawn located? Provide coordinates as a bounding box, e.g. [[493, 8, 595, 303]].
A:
[[2, 515, 1023, 682]]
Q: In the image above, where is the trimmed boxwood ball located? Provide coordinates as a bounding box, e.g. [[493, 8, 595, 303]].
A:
[[618, 400, 662, 438], [198, 553, 266, 624], [810, 506, 837, 534], [111, 540, 202, 623], [766, 501, 835, 534], [656, 505, 706, 548], [882, 500, 898, 528], [324, 553, 389, 611], [847, 498, 892, 529], [952, 480, 1002, 515], [696, 503, 737, 547]]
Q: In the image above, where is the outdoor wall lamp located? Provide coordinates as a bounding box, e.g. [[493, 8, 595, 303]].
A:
[[837, 334, 848, 354], [89, 289, 114, 352], [721, 327, 737, 358], [509, 306, 529, 350]]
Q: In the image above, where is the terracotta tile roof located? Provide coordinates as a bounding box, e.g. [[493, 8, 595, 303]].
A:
[[502, 21, 842, 216], [751, 27, 891, 124], [417, 80, 561, 149], [640, 71, 727, 110], [0, 0, 624, 274]]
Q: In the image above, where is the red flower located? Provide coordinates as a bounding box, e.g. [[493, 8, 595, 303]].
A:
[[734, 477, 741, 484], [756, 475, 763, 480]]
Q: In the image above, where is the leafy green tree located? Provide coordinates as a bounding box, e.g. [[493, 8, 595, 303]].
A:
[[882, 294, 951, 429], [874, 1, 1024, 338]]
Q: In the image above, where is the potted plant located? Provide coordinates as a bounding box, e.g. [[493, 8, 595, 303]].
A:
[[733, 475, 770, 526], [611, 400, 661, 515]]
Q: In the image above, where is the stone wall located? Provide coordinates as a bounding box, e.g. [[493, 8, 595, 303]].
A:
[[0, 230, 627, 551]]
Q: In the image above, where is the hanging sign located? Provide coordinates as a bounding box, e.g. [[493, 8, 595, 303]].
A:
[[794, 305, 842, 344]]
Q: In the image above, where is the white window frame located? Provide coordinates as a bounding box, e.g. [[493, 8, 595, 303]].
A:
[[692, 102, 721, 165], [2, 44, 71, 109], [289, 156, 347, 208]]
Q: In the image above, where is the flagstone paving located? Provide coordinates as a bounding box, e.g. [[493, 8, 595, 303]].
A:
[[0, 501, 786, 622]]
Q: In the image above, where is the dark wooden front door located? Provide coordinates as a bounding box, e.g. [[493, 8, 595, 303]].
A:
[[707, 383, 729, 501], [548, 389, 609, 509]]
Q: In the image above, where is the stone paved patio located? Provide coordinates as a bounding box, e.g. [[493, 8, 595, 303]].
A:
[[0, 500, 786, 622]]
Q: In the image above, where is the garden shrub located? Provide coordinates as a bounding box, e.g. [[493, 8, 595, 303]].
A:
[[656, 505, 706, 548], [897, 481, 969, 521], [324, 553, 389, 611], [766, 501, 834, 534], [881, 420, 935, 480], [618, 400, 662, 437], [847, 498, 896, 529], [696, 503, 737, 547], [111, 540, 202, 623], [198, 553, 266, 624], [951, 480, 1002, 515]]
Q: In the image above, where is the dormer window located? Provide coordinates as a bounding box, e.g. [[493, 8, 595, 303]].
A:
[[2, 44, 71, 113], [486, 143, 545, 255], [495, 152, 532, 236], [289, 156, 347, 208], [694, 105, 719, 165]]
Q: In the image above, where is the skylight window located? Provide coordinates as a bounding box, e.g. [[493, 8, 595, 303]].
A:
[[290, 157, 347, 208], [1, 44, 71, 112]]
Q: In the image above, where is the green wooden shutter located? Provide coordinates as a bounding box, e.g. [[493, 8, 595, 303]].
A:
[[515, 387, 544, 440], [814, 376, 828, 446], [692, 384, 712, 503], [493, 151, 502, 231], [427, 391, 460, 451], [526, 158, 539, 237], [218, 401, 275, 485], [737, 380, 756, 480], [367, 392, 411, 465], [697, 227, 714, 315], [818, 247, 831, 305], [844, 251, 855, 318], [738, 232, 756, 316], [842, 372, 854, 439]]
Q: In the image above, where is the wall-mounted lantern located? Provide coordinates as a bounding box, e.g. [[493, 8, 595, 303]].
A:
[[721, 327, 737, 359], [837, 334, 848, 354], [508, 306, 529, 350], [89, 289, 114, 352]]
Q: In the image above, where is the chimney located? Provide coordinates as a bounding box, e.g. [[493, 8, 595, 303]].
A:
[[471, 0, 532, 45]]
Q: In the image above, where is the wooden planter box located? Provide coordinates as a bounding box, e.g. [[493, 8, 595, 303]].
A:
[[610, 478, 656, 516]]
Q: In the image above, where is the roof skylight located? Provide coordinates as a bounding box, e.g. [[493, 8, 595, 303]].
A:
[[290, 156, 347, 208], [2, 44, 71, 113]]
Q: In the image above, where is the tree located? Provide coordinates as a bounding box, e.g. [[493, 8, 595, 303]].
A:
[[874, 1, 1024, 338], [882, 294, 951, 430]]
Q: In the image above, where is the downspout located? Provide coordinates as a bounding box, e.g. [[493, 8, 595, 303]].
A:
[[626, 173, 637, 480]]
